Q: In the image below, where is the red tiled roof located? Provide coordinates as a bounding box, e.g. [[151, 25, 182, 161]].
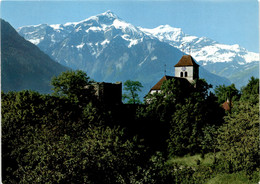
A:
[[222, 101, 231, 111], [149, 75, 190, 93], [150, 75, 174, 91], [174, 55, 199, 67]]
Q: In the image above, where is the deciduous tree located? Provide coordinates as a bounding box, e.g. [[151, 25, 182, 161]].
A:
[[122, 80, 143, 104], [217, 100, 259, 174], [214, 83, 240, 104], [240, 76, 259, 104], [51, 70, 95, 104]]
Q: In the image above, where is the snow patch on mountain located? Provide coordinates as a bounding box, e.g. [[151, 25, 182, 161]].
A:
[[113, 19, 131, 30], [151, 56, 158, 61], [50, 24, 63, 30], [76, 43, 85, 49], [28, 37, 44, 45], [243, 52, 259, 63], [101, 39, 110, 46], [86, 26, 102, 32]]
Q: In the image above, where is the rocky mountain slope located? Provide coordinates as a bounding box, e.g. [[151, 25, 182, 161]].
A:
[[1, 19, 68, 93]]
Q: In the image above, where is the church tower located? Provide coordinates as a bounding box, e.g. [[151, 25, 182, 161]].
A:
[[174, 55, 199, 83]]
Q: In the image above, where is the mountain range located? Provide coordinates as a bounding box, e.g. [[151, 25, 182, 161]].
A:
[[12, 11, 259, 96], [1, 19, 68, 93], [16, 11, 238, 96]]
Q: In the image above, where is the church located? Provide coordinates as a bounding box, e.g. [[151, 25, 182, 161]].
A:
[[148, 55, 199, 95]]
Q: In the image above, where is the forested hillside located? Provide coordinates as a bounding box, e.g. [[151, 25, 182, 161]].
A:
[[1, 19, 68, 93], [2, 70, 259, 183]]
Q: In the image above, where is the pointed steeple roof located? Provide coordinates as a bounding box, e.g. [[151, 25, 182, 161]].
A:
[[174, 55, 199, 67]]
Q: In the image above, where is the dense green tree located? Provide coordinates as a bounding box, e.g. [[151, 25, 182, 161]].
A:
[[168, 92, 223, 156], [122, 80, 143, 104], [2, 89, 149, 183], [1, 90, 103, 183], [240, 76, 259, 104], [51, 70, 95, 104], [11, 126, 146, 184], [168, 100, 204, 156], [143, 78, 193, 122], [136, 78, 194, 152], [214, 83, 240, 104], [140, 79, 224, 156], [217, 100, 259, 174], [2, 90, 48, 182], [215, 77, 259, 177], [201, 125, 219, 157]]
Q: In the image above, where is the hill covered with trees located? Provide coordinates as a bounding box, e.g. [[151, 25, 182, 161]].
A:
[[1, 19, 68, 93], [2, 70, 259, 183]]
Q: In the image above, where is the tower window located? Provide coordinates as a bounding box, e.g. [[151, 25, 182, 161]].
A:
[[185, 72, 188, 77], [180, 72, 183, 77]]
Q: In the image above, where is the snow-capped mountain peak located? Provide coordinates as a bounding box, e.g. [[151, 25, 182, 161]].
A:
[[50, 10, 118, 28], [101, 10, 118, 19]]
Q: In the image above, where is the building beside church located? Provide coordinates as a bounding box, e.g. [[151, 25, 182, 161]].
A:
[[148, 55, 199, 95]]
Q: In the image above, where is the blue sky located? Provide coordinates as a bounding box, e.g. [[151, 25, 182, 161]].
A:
[[1, 0, 259, 52]]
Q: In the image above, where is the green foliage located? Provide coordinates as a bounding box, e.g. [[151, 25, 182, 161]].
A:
[[214, 83, 240, 104], [12, 126, 145, 183], [139, 78, 224, 157], [2, 90, 85, 182], [2, 90, 45, 182], [122, 80, 143, 104], [165, 79, 223, 156], [206, 171, 259, 184], [201, 125, 219, 154], [213, 76, 260, 180], [217, 100, 259, 174], [135, 152, 200, 184], [169, 101, 204, 156], [51, 70, 95, 104], [2, 72, 258, 183], [168, 153, 259, 184], [2, 89, 147, 183], [143, 78, 193, 122], [168, 153, 219, 167], [240, 76, 259, 104], [137, 78, 196, 152]]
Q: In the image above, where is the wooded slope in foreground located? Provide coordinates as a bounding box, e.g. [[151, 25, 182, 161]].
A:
[[2, 71, 259, 183]]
